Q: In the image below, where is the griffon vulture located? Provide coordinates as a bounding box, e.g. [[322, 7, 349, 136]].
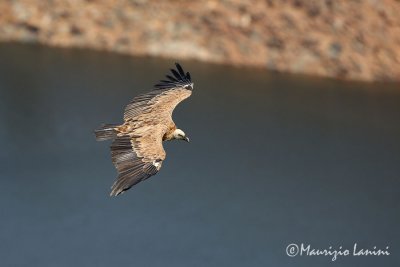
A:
[[95, 63, 193, 196]]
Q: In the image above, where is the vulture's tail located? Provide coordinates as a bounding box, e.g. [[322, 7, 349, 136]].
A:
[[94, 124, 118, 141]]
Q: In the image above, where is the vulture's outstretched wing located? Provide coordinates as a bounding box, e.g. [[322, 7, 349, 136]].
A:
[[124, 63, 194, 122], [110, 126, 166, 196]]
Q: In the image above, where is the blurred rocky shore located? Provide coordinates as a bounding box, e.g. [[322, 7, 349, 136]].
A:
[[1, 0, 399, 82]]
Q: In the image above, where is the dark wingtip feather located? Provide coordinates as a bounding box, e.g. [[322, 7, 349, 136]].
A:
[[154, 63, 193, 90], [175, 63, 185, 76]]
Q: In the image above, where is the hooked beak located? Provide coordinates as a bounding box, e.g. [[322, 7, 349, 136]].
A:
[[184, 136, 190, 143]]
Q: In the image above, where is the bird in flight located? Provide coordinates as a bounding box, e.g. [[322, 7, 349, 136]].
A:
[[95, 63, 193, 196]]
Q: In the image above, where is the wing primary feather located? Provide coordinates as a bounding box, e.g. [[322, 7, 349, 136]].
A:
[[171, 69, 182, 80], [154, 63, 193, 90], [175, 63, 185, 77], [160, 80, 173, 83], [166, 75, 179, 82]]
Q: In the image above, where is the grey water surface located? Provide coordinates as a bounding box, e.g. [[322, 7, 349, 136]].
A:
[[0, 43, 399, 267]]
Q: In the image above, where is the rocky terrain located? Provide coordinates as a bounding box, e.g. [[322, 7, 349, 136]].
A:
[[1, 0, 399, 82]]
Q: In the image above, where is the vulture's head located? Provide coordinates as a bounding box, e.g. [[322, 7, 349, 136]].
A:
[[173, 129, 189, 142]]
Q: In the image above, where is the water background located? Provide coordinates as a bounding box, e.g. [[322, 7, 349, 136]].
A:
[[0, 43, 399, 267]]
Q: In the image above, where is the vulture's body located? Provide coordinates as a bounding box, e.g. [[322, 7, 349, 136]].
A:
[[95, 63, 193, 196]]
